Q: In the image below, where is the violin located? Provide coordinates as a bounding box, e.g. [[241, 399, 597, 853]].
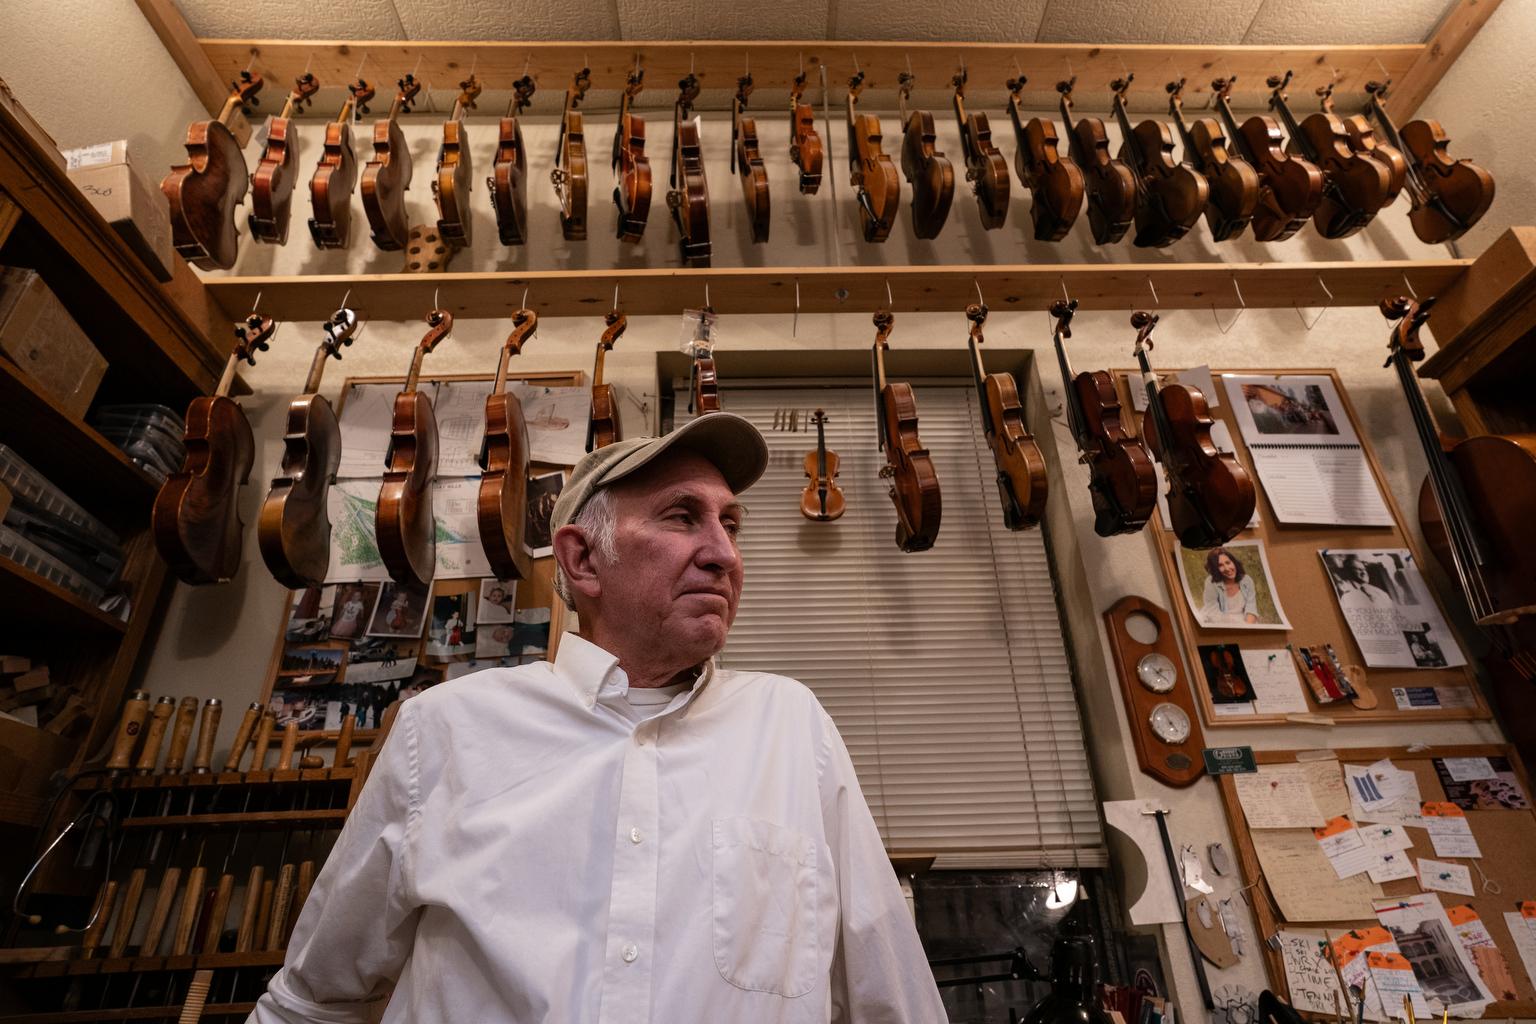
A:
[[800, 409, 845, 522], [152, 312, 271, 584], [1212, 76, 1322, 242], [966, 303, 1046, 530], [248, 73, 319, 245], [845, 71, 900, 243], [1132, 311, 1254, 549], [1318, 81, 1406, 206], [257, 306, 358, 589], [587, 312, 624, 452], [732, 74, 771, 243], [1109, 74, 1208, 248], [952, 68, 1009, 229], [376, 309, 453, 588], [162, 72, 264, 270], [433, 75, 482, 248], [667, 74, 712, 267], [1267, 70, 1389, 239], [689, 316, 722, 415], [789, 71, 823, 195], [1056, 77, 1135, 244], [896, 71, 955, 240], [478, 309, 538, 583], [1367, 80, 1495, 243], [1165, 77, 1258, 242], [1050, 298, 1156, 537], [612, 67, 651, 242], [360, 73, 422, 251], [309, 79, 374, 249], [553, 68, 591, 241], [489, 75, 536, 246], [1006, 75, 1083, 242], [871, 311, 941, 552]]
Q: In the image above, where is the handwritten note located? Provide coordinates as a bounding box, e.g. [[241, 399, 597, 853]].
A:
[[1242, 648, 1310, 715], [1417, 858, 1475, 896], [1501, 911, 1536, 1001], [1251, 828, 1383, 922], [1420, 801, 1482, 859], [1300, 758, 1352, 820], [1236, 763, 1326, 828], [1276, 931, 1346, 1016], [1315, 816, 1375, 880]]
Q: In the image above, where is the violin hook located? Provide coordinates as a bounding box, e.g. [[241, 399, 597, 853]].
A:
[[1295, 275, 1332, 332], [612, 282, 621, 313], [1213, 276, 1246, 336]]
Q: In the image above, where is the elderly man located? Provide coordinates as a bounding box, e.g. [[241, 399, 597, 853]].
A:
[[251, 413, 946, 1023]]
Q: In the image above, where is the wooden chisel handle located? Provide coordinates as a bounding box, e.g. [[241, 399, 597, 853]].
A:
[[202, 873, 234, 954], [290, 859, 316, 943], [236, 865, 265, 952], [254, 878, 275, 952], [140, 865, 181, 956], [334, 715, 356, 768], [79, 880, 119, 957], [250, 711, 275, 772], [135, 696, 176, 775], [192, 699, 221, 773], [277, 720, 299, 770], [224, 702, 264, 772], [177, 969, 213, 1024], [171, 866, 206, 955], [106, 692, 150, 773], [164, 696, 199, 773], [108, 867, 147, 958], [266, 864, 296, 950]]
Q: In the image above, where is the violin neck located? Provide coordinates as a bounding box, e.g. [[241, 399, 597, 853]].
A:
[[492, 343, 514, 396], [1053, 324, 1088, 445], [336, 99, 355, 126], [404, 345, 430, 394], [592, 343, 607, 389], [967, 329, 991, 412], [215, 351, 241, 399], [217, 94, 244, 129], [388, 95, 406, 122], [1112, 95, 1141, 169], [1269, 91, 1310, 158], [302, 343, 332, 395], [278, 95, 300, 121], [1213, 94, 1254, 163], [1168, 99, 1195, 151], [450, 99, 466, 124], [816, 419, 828, 477]]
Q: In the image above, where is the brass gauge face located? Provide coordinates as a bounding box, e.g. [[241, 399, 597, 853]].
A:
[[1148, 702, 1192, 745], [1136, 652, 1177, 694]]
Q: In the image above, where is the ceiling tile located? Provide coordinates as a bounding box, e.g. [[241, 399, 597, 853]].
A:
[[394, 0, 620, 40], [831, 0, 1048, 41], [617, 0, 829, 39], [177, 0, 406, 39], [1241, 0, 1453, 44], [1036, 0, 1264, 44]]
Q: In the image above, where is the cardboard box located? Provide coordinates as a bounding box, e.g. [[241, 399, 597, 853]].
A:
[[0, 267, 108, 418], [64, 140, 175, 282]]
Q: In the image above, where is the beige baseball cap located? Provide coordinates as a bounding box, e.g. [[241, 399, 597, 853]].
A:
[[551, 412, 769, 536]]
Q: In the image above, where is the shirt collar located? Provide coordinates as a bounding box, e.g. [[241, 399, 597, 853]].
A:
[[553, 633, 718, 713]]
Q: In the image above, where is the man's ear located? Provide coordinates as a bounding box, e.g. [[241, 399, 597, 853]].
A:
[[553, 524, 602, 601]]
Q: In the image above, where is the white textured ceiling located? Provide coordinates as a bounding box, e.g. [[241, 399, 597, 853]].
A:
[[179, 0, 1457, 44]]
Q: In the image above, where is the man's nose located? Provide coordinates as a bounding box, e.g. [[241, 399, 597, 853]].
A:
[[695, 519, 741, 573]]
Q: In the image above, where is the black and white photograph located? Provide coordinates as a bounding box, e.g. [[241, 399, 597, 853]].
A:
[[1320, 549, 1466, 670], [426, 590, 477, 659], [477, 578, 517, 624], [329, 582, 381, 640], [524, 471, 564, 558], [366, 581, 432, 639], [510, 606, 553, 663]]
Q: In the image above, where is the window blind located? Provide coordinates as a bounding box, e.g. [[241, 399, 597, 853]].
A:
[[704, 384, 1105, 868]]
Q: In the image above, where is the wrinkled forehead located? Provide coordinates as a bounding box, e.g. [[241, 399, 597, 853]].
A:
[[605, 450, 740, 511]]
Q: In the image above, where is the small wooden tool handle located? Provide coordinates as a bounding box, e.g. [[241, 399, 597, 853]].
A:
[[224, 702, 264, 772], [254, 878, 275, 952], [236, 865, 265, 952], [140, 865, 181, 956], [299, 754, 324, 769], [334, 715, 356, 768], [79, 880, 119, 956], [192, 699, 221, 773], [106, 691, 150, 773], [177, 969, 214, 1024], [277, 721, 299, 770], [250, 712, 276, 772], [135, 696, 176, 775], [266, 864, 296, 950], [291, 859, 316, 941], [164, 696, 199, 773], [171, 866, 207, 955], [108, 867, 148, 958], [202, 873, 234, 953]]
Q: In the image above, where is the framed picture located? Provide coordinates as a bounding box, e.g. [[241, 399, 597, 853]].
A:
[[478, 578, 516, 624], [367, 581, 432, 639], [330, 582, 381, 640]]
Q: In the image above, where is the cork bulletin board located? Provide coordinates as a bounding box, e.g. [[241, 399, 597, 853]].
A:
[[1114, 367, 1489, 727], [1218, 745, 1536, 1019]]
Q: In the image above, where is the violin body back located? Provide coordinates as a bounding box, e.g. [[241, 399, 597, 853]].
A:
[[852, 113, 900, 242], [1237, 115, 1324, 242], [1141, 384, 1254, 549], [258, 393, 341, 589], [899, 110, 955, 240], [490, 117, 530, 245], [1186, 116, 1259, 241], [478, 391, 534, 582], [558, 111, 589, 241], [961, 113, 1010, 229], [249, 116, 299, 245], [309, 121, 358, 249], [614, 112, 652, 242], [736, 117, 771, 243], [1400, 119, 1495, 243], [790, 102, 823, 194], [880, 382, 941, 552], [434, 119, 474, 246], [163, 119, 248, 270], [376, 391, 439, 587], [670, 117, 711, 264], [1073, 370, 1157, 536], [1126, 119, 1208, 247], [1072, 117, 1136, 244], [152, 395, 255, 584], [1295, 112, 1390, 238], [982, 372, 1047, 530], [361, 117, 414, 251], [1017, 117, 1084, 242]]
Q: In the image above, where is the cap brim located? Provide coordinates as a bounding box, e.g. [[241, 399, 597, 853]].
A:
[[601, 412, 768, 495]]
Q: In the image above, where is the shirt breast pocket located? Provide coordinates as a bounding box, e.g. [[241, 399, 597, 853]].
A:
[[711, 816, 820, 998]]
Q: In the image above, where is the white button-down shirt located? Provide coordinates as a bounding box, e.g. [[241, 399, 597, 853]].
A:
[[250, 634, 946, 1023]]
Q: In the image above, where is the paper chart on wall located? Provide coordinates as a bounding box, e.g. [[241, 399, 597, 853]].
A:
[[1250, 827, 1382, 922], [325, 479, 391, 583], [431, 477, 492, 580], [513, 384, 592, 466], [435, 379, 493, 477], [338, 381, 431, 478], [1374, 895, 1494, 1017]]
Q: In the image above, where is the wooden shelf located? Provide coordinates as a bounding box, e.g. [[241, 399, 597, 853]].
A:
[[0, 949, 284, 977], [0, 1003, 255, 1022], [203, 260, 1470, 322], [0, 556, 125, 637]]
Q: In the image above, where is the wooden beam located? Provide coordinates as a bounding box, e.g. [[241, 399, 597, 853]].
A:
[[1388, 0, 1502, 117], [202, 260, 1470, 324], [135, 0, 251, 145], [198, 39, 1420, 109]]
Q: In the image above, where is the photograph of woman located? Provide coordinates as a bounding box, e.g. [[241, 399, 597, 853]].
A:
[[1176, 540, 1291, 630]]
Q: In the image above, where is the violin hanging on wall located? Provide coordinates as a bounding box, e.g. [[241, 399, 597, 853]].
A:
[[1366, 80, 1495, 244], [845, 71, 900, 243], [1056, 77, 1135, 245], [1050, 299, 1156, 536], [612, 67, 651, 243], [800, 410, 845, 522], [587, 311, 625, 452], [1007, 75, 1083, 242], [1266, 70, 1389, 239], [309, 79, 374, 249], [360, 73, 422, 251], [871, 310, 941, 552], [258, 306, 358, 589], [689, 315, 722, 415], [162, 72, 264, 270], [153, 312, 272, 584], [896, 70, 954, 240], [376, 309, 453, 588], [552, 68, 592, 241], [1109, 74, 1208, 248], [248, 73, 319, 245], [489, 75, 536, 246], [1318, 81, 1406, 208], [952, 67, 1009, 229], [478, 309, 538, 583], [1211, 76, 1322, 243], [966, 303, 1046, 530], [789, 70, 823, 195], [1165, 77, 1257, 242], [433, 75, 482, 248], [668, 74, 711, 266], [732, 74, 770, 243]]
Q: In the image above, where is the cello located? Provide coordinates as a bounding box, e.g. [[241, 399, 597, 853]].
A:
[[846, 71, 900, 243], [1056, 77, 1135, 245], [872, 311, 941, 552], [1266, 70, 1390, 239], [433, 75, 482, 248], [309, 79, 375, 249], [152, 312, 272, 584], [478, 309, 538, 583], [732, 74, 771, 243], [360, 73, 422, 251], [952, 68, 1009, 229], [966, 303, 1047, 530], [489, 75, 536, 246], [1132, 311, 1254, 549], [667, 74, 711, 266], [1006, 75, 1083, 242], [162, 71, 264, 270], [248, 73, 319, 245], [1165, 77, 1258, 242], [1109, 74, 1208, 248], [1050, 298, 1156, 536], [587, 312, 625, 452], [612, 67, 651, 242], [1211, 76, 1322, 242], [258, 306, 359, 589], [800, 410, 845, 522], [896, 70, 955, 240], [1366, 80, 1495, 244], [552, 68, 592, 241], [789, 70, 823, 194], [376, 310, 453, 588]]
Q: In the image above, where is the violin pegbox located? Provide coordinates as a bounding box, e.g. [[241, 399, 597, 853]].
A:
[[234, 313, 276, 365], [323, 307, 360, 358], [232, 70, 265, 110]]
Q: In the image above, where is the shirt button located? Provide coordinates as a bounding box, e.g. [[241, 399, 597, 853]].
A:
[[630, 827, 643, 844], [622, 943, 639, 963]]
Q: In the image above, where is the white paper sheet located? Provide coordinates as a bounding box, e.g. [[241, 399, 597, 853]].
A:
[[1242, 649, 1311, 715], [513, 384, 594, 466], [1420, 803, 1482, 859], [1315, 816, 1375, 880], [431, 477, 492, 580], [1236, 764, 1326, 828], [1374, 895, 1494, 1016], [1250, 828, 1382, 921], [1276, 931, 1347, 1016], [1501, 912, 1536, 995], [1417, 859, 1474, 896], [1244, 446, 1393, 526], [325, 479, 392, 583], [1439, 757, 1495, 782], [338, 381, 425, 478], [434, 379, 493, 477], [1320, 549, 1466, 670]]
